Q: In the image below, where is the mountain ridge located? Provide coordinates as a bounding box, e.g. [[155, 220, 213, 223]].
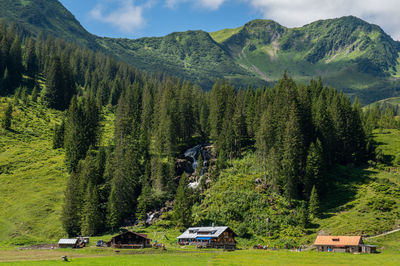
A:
[[1, 0, 400, 102]]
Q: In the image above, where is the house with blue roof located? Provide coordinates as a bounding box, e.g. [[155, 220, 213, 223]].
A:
[[177, 226, 236, 249]]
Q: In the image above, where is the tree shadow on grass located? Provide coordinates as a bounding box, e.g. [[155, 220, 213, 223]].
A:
[[319, 165, 376, 213], [5, 128, 21, 134]]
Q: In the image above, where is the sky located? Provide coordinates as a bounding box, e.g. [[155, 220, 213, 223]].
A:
[[59, 0, 400, 40]]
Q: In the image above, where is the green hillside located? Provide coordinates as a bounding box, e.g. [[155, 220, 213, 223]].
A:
[[0, 0, 97, 48], [219, 18, 400, 98], [97, 31, 261, 89], [0, 98, 66, 244], [193, 130, 400, 247], [1, 1, 400, 102], [0, 97, 114, 245], [1, 93, 400, 247], [365, 97, 400, 110]]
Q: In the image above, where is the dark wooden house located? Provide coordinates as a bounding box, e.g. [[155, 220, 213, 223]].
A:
[[314, 235, 376, 253], [177, 226, 237, 250], [108, 231, 152, 249]]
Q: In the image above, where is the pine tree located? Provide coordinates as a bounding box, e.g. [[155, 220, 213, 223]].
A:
[[8, 36, 22, 91], [21, 86, 28, 105], [81, 182, 103, 236], [297, 201, 309, 228], [199, 97, 210, 141], [154, 79, 178, 157], [281, 105, 305, 200], [178, 81, 195, 142], [53, 120, 65, 149], [64, 96, 99, 172], [31, 84, 39, 102], [42, 57, 64, 109], [304, 140, 324, 196], [232, 89, 248, 156], [136, 179, 152, 222], [24, 38, 38, 89], [107, 89, 142, 228], [1, 103, 12, 130], [173, 173, 192, 228], [62, 165, 83, 237], [308, 185, 320, 219]]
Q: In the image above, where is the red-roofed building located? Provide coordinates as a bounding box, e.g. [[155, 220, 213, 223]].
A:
[[314, 235, 376, 253]]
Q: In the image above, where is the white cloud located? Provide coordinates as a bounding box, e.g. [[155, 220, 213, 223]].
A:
[[247, 0, 400, 40], [165, 0, 226, 10], [90, 0, 153, 33]]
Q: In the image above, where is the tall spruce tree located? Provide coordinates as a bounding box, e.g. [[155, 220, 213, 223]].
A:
[[53, 120, 65, 149], [281, 104, 305, 200], [308, 185, 320, 219], [8, 36, 22, 91], [62, 164, 83, 237], [64, 96, 99, 172], [24, 38, 38, 89], [173, 173, 192, 228], [42, 57, 64, 109], [304, 140, 324, 196], [107, 88, 142, 228]]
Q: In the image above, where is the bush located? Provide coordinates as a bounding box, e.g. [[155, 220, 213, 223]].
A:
[[367, 196, 396, 212]]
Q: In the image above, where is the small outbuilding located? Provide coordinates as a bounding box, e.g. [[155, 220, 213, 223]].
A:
[[361, 244, 377, 253], [314, 235, 376, 253], [107, 231, 152, 249], [177, 226, 237, 250], [58, 238, 79, 248]]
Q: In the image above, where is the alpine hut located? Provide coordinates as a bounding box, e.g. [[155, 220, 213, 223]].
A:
[[314, 235, 376, 253], [107, 231, 152, 249], [177, 226, 236, 249]]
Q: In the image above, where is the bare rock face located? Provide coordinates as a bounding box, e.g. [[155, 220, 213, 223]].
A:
[[176, 158, 193, 176]]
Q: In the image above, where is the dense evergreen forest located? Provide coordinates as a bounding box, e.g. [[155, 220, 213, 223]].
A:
[[2, 20, 395, 241]]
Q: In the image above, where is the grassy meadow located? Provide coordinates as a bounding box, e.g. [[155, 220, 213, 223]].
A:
[[1, 246, 400, 265]]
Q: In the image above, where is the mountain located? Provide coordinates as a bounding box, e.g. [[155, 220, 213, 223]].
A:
[[218, 17, 400, 87], [0, 0, 97, 48], [97, 31, 260, 89], [2, 0, 400, 102]]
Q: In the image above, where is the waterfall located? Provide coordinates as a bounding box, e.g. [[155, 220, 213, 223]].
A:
[[184, 144, 210, 189], [184, 144, 203, 171]]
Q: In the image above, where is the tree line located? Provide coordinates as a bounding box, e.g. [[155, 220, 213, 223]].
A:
[[0, 20, 374, 237]]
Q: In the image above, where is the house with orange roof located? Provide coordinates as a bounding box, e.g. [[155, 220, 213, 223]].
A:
[[314, 235, 377, 253]]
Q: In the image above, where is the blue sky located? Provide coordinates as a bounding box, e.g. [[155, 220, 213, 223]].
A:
[[59, 0, 400, 40]]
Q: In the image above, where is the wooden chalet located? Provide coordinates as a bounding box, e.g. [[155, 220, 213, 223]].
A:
[[314, 235, 376, 253], [177, 226, 237, 250], [107, 231, 152, 249]]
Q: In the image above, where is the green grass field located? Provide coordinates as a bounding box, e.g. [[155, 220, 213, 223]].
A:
[[1, 247, 400, 265]]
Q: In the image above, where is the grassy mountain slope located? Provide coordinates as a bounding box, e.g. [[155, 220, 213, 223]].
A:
[[97, 31, 262, 89], [1, 96, 400, 246], [0, 97, 114, 245], [364, 96, 400, 110], [220, 17, 400, 92], [0, 98, 66, 244], [1, 1, 400, 100], [0, 0, 97, 48]]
